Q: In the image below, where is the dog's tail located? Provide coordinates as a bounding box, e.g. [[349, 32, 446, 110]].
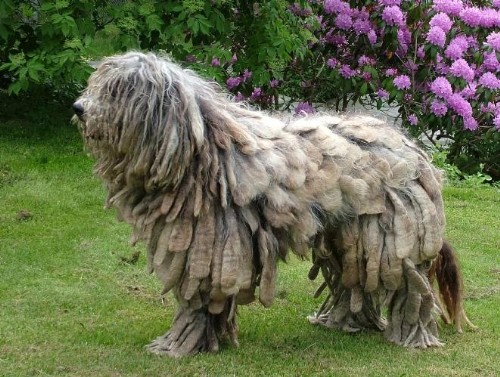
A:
[[428, 240, 477, 333]]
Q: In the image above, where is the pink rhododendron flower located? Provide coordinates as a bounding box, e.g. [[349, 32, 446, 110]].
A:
[[433, 0, 464, 16], [482, 51, 500, 72], [431, 77, 453, 98], [353, 18, 371, 34], [234, 92, 245, 102], [386, 68, 398, 76], [358, 55, 374, 66], [450, 59, 475, 82], [417, 46, 425, 59], [431, 99, 448, 117], [459, 7, 483, 27], [430, 13, 453, 33], [335, 13, 353, 30], [480, 9, 500, 28], [242, 69, 252, 81], [444, 36, 469, 60], [447, 93, 472, 117], [480, 102, 496, 113], [460, 83, 477, 99], [426, 26, 446, 47], [367, 30, 377, 44], [324, 0, 351, 14], [463, 116, 478, 130], [394, 75, 411, 89], [327, 58, 338, 68], [251, 87, 262, 99], [226, 76, 242, 90], [486, 32, 500, 51], [377, 89, 390, 99], [408, 114, 418, 125], [339, 65, 356, 78], [379, 0, 401, 5], [381, 6, 405, 27], [294, 102, 315, 115], [494, 115, 500, 129], [479, 72, 500, 89]]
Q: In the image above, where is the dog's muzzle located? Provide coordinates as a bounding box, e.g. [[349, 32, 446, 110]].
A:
[[72, 101, 85, 119]]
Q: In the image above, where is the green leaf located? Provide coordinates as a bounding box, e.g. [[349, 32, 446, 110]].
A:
[[360, 82, 368, 95], [146, 14, 163, 32]]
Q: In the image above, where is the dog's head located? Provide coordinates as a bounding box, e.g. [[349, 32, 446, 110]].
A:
[[73, 52, 208, 158]]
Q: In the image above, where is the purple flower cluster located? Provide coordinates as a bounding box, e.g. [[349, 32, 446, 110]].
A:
[[324, 0, 378, 44], [433, 0, 463, 16], [379, 0, 401, 6], [431, 99, 448, 117], [211, 57, 220, 67], [288, 3, 312, 17], [407, 114, 418, 125], [460, 83, 476, 99], [449, 59, 474, 82], [444, 35, 468, 60], [335, 13, 352, 30], [377, 88, 390, 99], [460, 6, 500, 28], [482, 52, 500, 72], [494, 115, 500, 130], [431, 77, 453, 98], [447, 93, 472, 118], [269, 79, 280, 88], [323, 0, 350, 15], [339, 65, 356, 78], [327, 58, 338, 68], [294, 102, 315, 116], [479, 72, 500, 89], [367, 30, 377, 45], [381, 6, 405, 27], [242, 69, 252, 81], [385, 68, 398, 76], [459, 7, 483, 27], [286, 0, 500, 132], [358, 55, 375, 66], [393, 75, 411, 90], [430, 13, 453, 33], [251, 87, 262, 100], [426, 26, 446, 48], [486, 32, 500, 51], [226, 76, 242, 90], [463, 116, 478, 130]]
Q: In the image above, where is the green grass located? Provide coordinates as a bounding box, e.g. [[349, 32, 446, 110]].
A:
[[0, 99, 499, 376]]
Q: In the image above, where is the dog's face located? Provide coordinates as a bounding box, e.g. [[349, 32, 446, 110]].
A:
[[73, 52, 171, 157], [73, 52, 210, 164]]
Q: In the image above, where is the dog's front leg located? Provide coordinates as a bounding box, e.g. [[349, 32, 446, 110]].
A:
[[146, 294, 239, 357]]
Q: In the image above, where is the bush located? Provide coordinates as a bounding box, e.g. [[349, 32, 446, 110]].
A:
[[1, 0, 498, 179], [275, 0, 500, 178]]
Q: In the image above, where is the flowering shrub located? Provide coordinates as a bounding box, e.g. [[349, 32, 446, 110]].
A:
[[0, 0, 498, 177], [279, 0, 499, 178]]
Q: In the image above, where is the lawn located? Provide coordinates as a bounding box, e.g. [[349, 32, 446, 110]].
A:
[[0, 97, 498, 376]]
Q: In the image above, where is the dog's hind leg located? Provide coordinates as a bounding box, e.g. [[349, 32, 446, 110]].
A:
[[384, 258, 443, 348], [307, 223, 387, 333]]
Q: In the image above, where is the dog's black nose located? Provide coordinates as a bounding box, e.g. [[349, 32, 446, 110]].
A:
[[73, 102, 84, 117]]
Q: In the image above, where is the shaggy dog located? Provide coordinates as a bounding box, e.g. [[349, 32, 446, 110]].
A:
[[73, 51, 474, 357]]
